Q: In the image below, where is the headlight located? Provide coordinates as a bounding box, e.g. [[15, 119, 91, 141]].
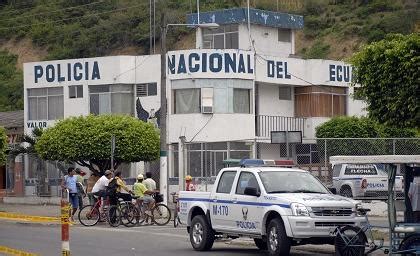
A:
[[290, 203, 309, 216], [356, 203, 364, 217]]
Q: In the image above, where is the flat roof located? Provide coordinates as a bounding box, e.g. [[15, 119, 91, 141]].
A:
[[187, 8, 304, 29]]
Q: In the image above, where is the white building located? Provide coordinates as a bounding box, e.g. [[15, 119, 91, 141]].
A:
[[23, 8, 366, 195]]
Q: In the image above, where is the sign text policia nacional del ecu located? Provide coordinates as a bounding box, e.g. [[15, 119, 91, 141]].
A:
[[32, 52, 352, 84]]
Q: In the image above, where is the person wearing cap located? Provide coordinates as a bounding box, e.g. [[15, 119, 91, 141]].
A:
[[185, 175, 196, 191], [92, 170, 113, 201], [133, 174, 154, 209]]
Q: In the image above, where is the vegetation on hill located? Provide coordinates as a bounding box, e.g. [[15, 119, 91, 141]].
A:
[[0, 0, 417, 111]]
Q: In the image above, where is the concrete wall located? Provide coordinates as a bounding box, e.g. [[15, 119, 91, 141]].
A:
[[257, 82, 294, 116]]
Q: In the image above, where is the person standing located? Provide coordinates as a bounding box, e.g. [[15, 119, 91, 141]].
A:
[[75, 168, 86, 210], [86, 173, 99, 205], [185, 175, 196, 191], [61, 167, 79, 222], [133, 174, 154, 209]]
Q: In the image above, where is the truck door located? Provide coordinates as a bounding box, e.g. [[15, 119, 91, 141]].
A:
[[210, 170, 237, 231], [230, 171, 263, 234]]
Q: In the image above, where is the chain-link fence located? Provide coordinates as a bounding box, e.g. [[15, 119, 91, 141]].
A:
[[170, 138, 420, 193]]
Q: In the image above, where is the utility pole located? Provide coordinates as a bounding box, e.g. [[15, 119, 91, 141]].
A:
[[159, 12, 168, 205]]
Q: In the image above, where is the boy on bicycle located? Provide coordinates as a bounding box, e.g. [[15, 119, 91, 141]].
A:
[[133, 174, 154, 210]]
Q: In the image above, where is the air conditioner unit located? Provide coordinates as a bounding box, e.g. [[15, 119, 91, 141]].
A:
[[202, 106, 213, 114]]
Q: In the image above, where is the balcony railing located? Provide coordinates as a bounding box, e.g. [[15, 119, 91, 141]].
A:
[[256, 115, 306, 138]]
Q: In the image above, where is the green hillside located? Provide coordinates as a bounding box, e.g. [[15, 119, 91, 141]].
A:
[[0, 0, 418, 111]]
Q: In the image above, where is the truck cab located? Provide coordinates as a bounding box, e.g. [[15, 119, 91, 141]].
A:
[[178, 159, 366, 255]]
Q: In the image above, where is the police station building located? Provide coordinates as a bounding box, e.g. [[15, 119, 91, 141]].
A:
[[23, 8, 365, 194]]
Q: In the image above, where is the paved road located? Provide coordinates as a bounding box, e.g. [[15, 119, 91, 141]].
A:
[[0, 221, 337, 256]]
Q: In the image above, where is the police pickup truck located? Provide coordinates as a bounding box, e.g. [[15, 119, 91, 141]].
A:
[[178, 159, 366, 256], [331, 163, 403, 199]]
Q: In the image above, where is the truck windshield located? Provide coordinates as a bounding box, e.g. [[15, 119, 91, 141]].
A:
[[259, 171, 330, 194]]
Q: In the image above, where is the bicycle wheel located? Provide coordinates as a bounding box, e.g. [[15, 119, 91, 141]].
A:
[[152, 204, 171, 226], [107, 205, 121, 227], [335, 226, 366, 256], [399, 234, 420, 255], [78, 205, 100, 226], [121, 204, 139, 227]]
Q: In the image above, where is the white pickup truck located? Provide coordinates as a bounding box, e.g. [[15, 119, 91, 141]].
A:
[[331, 163, 404, 199], [178, 161, 366, 256]]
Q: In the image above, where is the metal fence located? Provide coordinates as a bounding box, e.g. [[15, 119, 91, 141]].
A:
[[172, 138, 420, 191]]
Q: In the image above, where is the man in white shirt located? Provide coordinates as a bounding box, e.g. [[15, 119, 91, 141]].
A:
[[142, 172, 157, 191], [92, 170, 113, 201]]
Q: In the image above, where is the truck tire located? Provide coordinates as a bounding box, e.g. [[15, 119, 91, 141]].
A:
[[254, 238, 268, 250], [267, 218, 291, 256], [399, 234, 420, 255], [189, 215, 215, 251], [339, 186, 353, 198]]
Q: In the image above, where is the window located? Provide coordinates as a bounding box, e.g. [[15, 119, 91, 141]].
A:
[[279, 86, 292, 100], [172, 79, 252, 114], [28, 87, 64, 120], [136, 83, 157, 97], [236, 172, 260, 195], [216, 171, 237, 193], [278, 28, 291, 42], [89, 84, 133, 115], [203, 25, 239, 49], [69, 85, 83, 99], [296, 144, 320, 164], [344, 164, 377, 175], [174, 88, 200, 114], [333, 164, 342, 177], [295, 86, 347, 117], [233, 88, 250, 113]]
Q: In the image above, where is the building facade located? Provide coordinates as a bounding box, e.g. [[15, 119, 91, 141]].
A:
[[23, 8, 366, 194]]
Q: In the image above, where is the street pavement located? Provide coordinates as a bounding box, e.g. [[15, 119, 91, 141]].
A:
[[0, 203, 391, 255]]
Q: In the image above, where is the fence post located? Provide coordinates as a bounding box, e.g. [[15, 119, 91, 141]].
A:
[[392, 139, 396, 155], [61, 189, 70, 256]]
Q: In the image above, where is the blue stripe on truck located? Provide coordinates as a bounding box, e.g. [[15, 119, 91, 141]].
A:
[[178, 197, 291, 209]]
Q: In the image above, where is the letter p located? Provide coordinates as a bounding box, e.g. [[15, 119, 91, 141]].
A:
[[34, 66, 43, 83]]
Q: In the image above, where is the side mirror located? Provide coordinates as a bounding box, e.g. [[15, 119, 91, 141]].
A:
[[244, 187, 260, 197], [329, 188, 337, 194]]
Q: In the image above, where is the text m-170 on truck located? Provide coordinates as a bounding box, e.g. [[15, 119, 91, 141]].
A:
[[178, 159, 365, 256]]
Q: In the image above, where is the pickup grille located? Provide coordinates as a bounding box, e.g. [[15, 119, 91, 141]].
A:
[[315, 222, 354, 227], [311, 207, 353, 217]]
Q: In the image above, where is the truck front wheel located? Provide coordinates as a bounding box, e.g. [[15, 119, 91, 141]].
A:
[[267, 218, 291, 256], [190, 215, 215, 251]]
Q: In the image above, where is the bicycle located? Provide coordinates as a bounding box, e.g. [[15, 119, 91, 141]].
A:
[[122, 193, 171, 227], [78, 195, 133, 227], [334, 208, 420, 256], [171, 192, 183, 227]]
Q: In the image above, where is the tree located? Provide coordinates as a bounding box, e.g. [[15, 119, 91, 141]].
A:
[[351, 33, 419, 128], [35, 115, 160, 176], [0, 126, 6, 165]]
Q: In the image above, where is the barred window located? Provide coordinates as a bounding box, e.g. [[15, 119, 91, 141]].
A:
[[28, 87, 64, 120], [136, 83, 157, 97], [89, 84, 133, 115]]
